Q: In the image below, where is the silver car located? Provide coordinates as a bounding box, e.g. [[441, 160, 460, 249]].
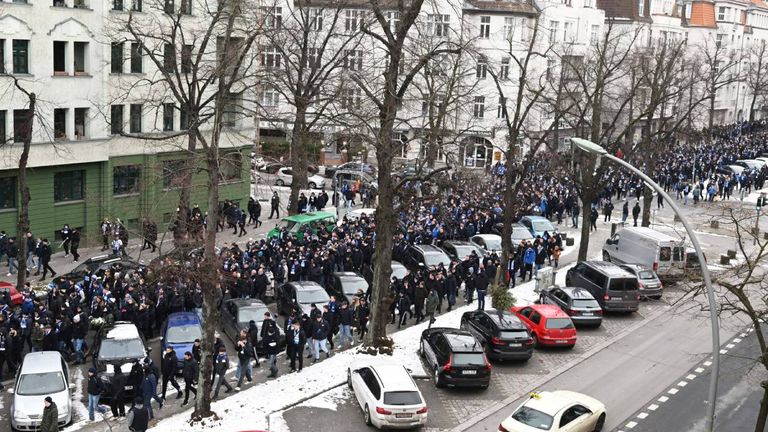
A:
[[12, 351, 73, 430], [539, 286, 603, 327], [620, 264, 663, 299]]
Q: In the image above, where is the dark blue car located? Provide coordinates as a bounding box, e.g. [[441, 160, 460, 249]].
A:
[[161, 312, 203, 370]]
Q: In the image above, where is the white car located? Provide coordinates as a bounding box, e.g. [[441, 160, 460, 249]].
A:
[[347, 359, 428, 429], [340, 208, 375, 223], [12, 351, 73, 431], [274, 167, 326, 189], [471, 234, 503, 256], [499, 391, 606, 432]]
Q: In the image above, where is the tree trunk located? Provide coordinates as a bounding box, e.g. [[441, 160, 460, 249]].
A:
[[750, 94, 758, 123], [641, 185, 653, 227], [289, 109, 308, 215], [175, 102, 198, 246], [755, 381, 768, 432], [495, 139, 517, 288], [709, 92, 716, 131], [578, 159, 597, 262], [16, 93, 34, 290]]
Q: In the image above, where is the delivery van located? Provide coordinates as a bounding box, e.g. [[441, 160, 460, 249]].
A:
[[601, 227, 686, 279]]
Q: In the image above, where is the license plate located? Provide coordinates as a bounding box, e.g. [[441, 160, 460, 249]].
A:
[[555, 340, 569, 344], [611, 297, 622, 301], [583, 313, 593, 316], [395, 413, 412, 418], [462, 370, 477, 375], [509, 343, 522, 347]]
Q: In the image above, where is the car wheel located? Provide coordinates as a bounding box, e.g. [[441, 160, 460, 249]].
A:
[[309, 182, 316, 189], [594, 413, 606, 431], [531, 333, 539, 348], [364, 404, 372, 426], [276, 179, 285, 186], [602, 251, 611, 262], [567, 344, 575, 350], [434, 366, 444, 388]]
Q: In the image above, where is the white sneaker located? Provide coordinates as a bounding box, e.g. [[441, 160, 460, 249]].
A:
[[235, 387, 241, 391], [6, 273, 11, 277]]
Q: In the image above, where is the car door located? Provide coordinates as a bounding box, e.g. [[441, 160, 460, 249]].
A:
[[557, 404, 593, 432], [465, 312, 485, 342], [421, 332, 438, 366], [477, 314, 493, 343], [528, 310, 543, 335], [352, 367, 372, 408], [516, 307, 533, 328]]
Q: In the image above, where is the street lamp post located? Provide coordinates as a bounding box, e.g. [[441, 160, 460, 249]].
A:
[[571, 138, 721, 432]]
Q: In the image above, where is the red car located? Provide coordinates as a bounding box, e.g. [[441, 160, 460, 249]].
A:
[[0, 281, 23, 306], [510, 304, 577, 348]]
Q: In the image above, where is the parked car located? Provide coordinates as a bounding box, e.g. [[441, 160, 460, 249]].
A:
[[493, 223, 536, 248], [267, 211, 337, 240], [326, 272, 369, 304], [498, 391, 606, 432], [419, 327, 491, 388], [619, 264, 663, 299], [340, 208, 375, 223], [470, 234, 503, 255], [259, 162, 285, 174], [361, 261, 409, 286], [326, 162, 377, 178], [565, 261, 640, 312], [520, 215, 559, 239], [460, 309, 534, 361], [602, 227, 685, 278], [441, 241, 484, 261], [538, 287, 603, 327], [510, 304, 577, 348], [93, 322, 150, 400], [161, 312, 203, 370], [52, 254, 138, 286], [0, 281, 23, 306], [274, 167, 327, 189], [402, 244, 452, 271], [736, 159, 763, 170], [221, 299, 285, 353], [277, 281, 331, 317], [11, 351, 73, 431], [347, 359, 428, 429]]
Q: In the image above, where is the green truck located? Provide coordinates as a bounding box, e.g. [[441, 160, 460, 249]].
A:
[[267, 211, 338, 240]]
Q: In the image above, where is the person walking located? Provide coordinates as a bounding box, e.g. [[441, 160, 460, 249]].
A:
[[161, 347, 182, 400], [287, 320, 306, 372], [269, 192, 280, 219], [181, 352, 198, 406], [38, 239, 56, 281], [237, 212, 247, 237], [632, 201, 641, 227], [60, 224, 72, 257], [310, 315, 330, 363], [590, 207, 598, 231], [6, 238, 18, 276], [109, 368, 126, 418], [126, 397, 150, 432], [212, 346, 233, 399], [426, 288, 439, 328], [522, 244, 535, 281], [337, 301, 354, 348], [100, 219, 111, 251], [40, 396, 59, 432], [621, 201, 629, 224], [87, 368, 107, 421], [234, 336, 254, 389], [141, 367, 163, 419], [475, 269, 489, 311], [70, 229, 81, 262], [263, 323, 280, 378]]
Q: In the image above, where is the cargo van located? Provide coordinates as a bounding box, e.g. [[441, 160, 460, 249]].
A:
[[602, 227, 685, 279]]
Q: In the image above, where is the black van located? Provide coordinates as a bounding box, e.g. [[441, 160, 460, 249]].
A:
[[565, 261, 640, 312]]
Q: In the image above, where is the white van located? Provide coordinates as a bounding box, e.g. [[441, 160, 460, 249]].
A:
[[602, 227, 686, 278]]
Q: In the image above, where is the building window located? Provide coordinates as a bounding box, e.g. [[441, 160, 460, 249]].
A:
[[130, 42, 142, 73], [111, 42, 123, 73], [520, 18, 529, 42], [113, 165, 140, 195], [546, 57, 555, 80], [0, 41, 4, 74], [480, 16, 490, 38], [344, 49, 363, 71], [180, 0, 191, 14], [220, 152, 242, 181], [0, 111, 5, 144], [428, 14, 450, 37], [162, 160, 185, 189], [181, 44, 193, 73], [310, 8, 323, 30], [563, 21, 573, 42], [591, 25, 600, 44], [473, 96, 485, 118], [716, 33, 724, 48], [163, 103, 174, 131], [164, 0, 174, 14], [0, 177, 16, 209], [500, 57, 510, 80], [386, 11, 399, 31], [74, 108, 88, 139], [13, 109, 30, 143], [549, 21, 559, 44], [260, 6, 282, 28], [13, 40, 29, 74], [638, 0, 644, 16], [163, 43, 175, 73], [584, 0, 593, 6], [341, 87, 362, 110], [345, 10, 362, 32], [222, 92, 242, 127], [261, 46, 280, 68], [306, 48, 321, 69], [180, 104, 189, 130], [54, 41, 67, 75], [110, 105, 123, 135], [262, 87, 279, 107], [476, 55, 487, 79], [113, 0, 122, 10], [503, 17, 514, 41], [54, 170, 85, 202], [497, 97, 507, 119], [717, 6, 726, 21], [464, 137, 491, 168], [54, 108, 67, 141], [74, 42, 87, 74], [130, 104, 142, 133], [131, 0, 141, 11]]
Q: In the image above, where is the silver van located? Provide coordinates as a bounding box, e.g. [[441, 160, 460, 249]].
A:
[[602, 227, 685, 279], [11, 351, 73, 431], [565, 261, 640, 312]]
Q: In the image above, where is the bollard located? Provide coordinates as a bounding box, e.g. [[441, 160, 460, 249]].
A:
[[565, 237, 575, 246], [727, 249, 737, 259], [720, 255, 730, 265], [674, 214, 682, 223], [764, 232, 768, 240], [710, 220, 719, 229]]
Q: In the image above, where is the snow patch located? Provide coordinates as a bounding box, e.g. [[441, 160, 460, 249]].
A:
[[297, 385, 350, 411], [105, 323, 141, 340]]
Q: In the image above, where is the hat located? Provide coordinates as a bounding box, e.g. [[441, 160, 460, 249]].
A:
[[143, 358, 150, 365], [88, 367, 96, 373], [44, 396, 53, 403], [134, 396, 144, 405]]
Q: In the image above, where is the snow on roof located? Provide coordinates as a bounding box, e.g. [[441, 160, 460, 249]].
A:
[[105, 323, 141, 340]]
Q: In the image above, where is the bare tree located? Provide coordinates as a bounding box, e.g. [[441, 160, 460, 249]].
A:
[[699, 35, 741, 131], [745, 39, 768, 122]]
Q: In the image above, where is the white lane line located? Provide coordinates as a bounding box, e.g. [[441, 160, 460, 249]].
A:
[[726, 343, 736, 349], [734, 338, 742, 343], [626, 421, 638, 429], [704, 361, 712, 366], [678, 381, 688, 387], [695, 368, 705, 373], [658, 396, 669, 402], [686, 374, 697, 380], [719, 349, 728, 354], [648, 404, 659, 411], [637, 412, 649, 419], [668, 388, 679, 395]]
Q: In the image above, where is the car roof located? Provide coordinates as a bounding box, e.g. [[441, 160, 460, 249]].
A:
[[618, 227, 681, 242], [522, 391, 580, 416], [473, 234, 501, 240], [481, 309, 526, 329], [427, 328, 482, 352], [584, 261, 636, 278], [105, 322, 142, 340], [371, 364, 418, 390], [414, 244, 448, 254], [521, 216, 548, 221], [293, 281, 325, 291], [281, 211, 336, 222], [559, 287, 596, 300], [444, 241, 475, 247], [20, 351, 64, 374], [167, 312, 201, 326], [524, 304, 570, 318], [228, 298, 269, 308], [335, 271, 364, 279]]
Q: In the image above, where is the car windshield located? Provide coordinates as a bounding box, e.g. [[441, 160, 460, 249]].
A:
[[572, 299, 599, 308], [341, 279, 368, 295], [452, 353, 486, 366], [483, 238, 501, 251], [99, 338, 145, 360], [511, 406, 554, 431], [500, 330, 528, 339], [532, 221, 554, 233], [511, 229, 531, 240], [383, 391, 422, 406], [609, 278, 638, 291], [297, 288, 329, 304], [424, 253, 450, 267], [166, 324, 202, 344], [638, 270, 655, 279], [17, 372, 66, 396], [545, 318, 574, 329], [278, 220, 299, 232], [238, 306, 269, 323], [454, 246, 477, 259]]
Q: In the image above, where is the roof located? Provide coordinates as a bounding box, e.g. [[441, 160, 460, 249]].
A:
[[228, 298, 269, 309], [20, 351, 64, 374], [584, 260, 636, 278], [294, 281, 325, 291], [372, 364, 418, 390], [527, 304, 570, 318], [463, 0, 538, 15], [688, 1, 717, 28], [281, 211, 336, 222], [619, 227, 682, 242], [167, 312, 201, 326], [483, 310, 525, 329], [560, 287, 596, 300], [105, 322, 141, 340]]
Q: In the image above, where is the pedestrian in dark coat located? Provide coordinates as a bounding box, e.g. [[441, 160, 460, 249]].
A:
[[287, 321, 306, 372], [181, 352, 198, 405], [632, 201, 641, 227], [127, 397, 149, 432], [40, 397, 58, 432], [161, 347, 181, 399], [110, 368, 126, 417]]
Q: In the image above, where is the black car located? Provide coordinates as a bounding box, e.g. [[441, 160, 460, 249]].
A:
[[149, 245, 220, 268], [326, 272, 369, 304], [402, 244, 452, 271], [53, 254, 138, 286], [276, 281, 331, 317], [460, 309, 533, 361], [93, 322, 149, 400], [539, 286, 603, 327], [419, 327, 491, 388], [221, 299, 285, 354], [441, 241, 484, 262], [326, 162, 376, 179]]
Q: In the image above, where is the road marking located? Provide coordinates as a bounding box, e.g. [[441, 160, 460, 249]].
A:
[[658, 396, 669, 402], [695, 368, 705, 373], [648, 404, 659, 411], [686, 374, 697, 380], [637, 412, 649, 419], [668, 388, 679, 395], [625, 421, 638, 429], [719, 349, 728, 354], [740, 333, 747, 337], [704, 361, 712, 366], [726, 343, 736, 349], [678, 381, 688, 387], [734, 338, 742, 343]]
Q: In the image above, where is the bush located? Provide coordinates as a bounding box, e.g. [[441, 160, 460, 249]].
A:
[[491, 283, 516, 311]]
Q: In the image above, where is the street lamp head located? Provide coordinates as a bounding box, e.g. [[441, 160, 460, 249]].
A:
[[571, 138, 608, 156]]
